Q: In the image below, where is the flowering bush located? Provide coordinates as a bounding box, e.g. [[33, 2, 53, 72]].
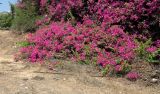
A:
[[16, 0, 160, 79], [18, 22, 137, 76], [16, 0, 159, 35], [30, 0, 159, 35]]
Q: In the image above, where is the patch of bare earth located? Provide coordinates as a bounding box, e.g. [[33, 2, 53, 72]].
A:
[[0, 30, 159, 94]]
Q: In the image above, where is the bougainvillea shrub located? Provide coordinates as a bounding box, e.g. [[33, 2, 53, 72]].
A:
[[29, 0, 159, 35], [18, 22, 138, 76], [16, 0, 159, 35], [16, 0, 160, 79]]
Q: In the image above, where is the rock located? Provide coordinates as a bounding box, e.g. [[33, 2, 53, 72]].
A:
[[24, 87, 29, 89], [155, 70, 160, 74], [53, 77, 60, 80], [150, 78, 158, 83], [151, 70, 160, 78], [63, 78, 66, 81], [22, 78, 29, 81], [32, 76, 45, 81], [142, 78, 148, 81]]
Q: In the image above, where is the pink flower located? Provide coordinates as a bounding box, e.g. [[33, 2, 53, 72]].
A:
[[115, 65, 122, 72], [80, 53, 86, 61], [155, 40, 160, 47], [40, 0, 47, 7], [130, 15, 138, 21], [146, 46, 157, 53], [109, 60, 117, 66], [126, 72, 139, 80]]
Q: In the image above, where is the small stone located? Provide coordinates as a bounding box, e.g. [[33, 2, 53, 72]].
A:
[[151, 70, 159, 78], [151, 78, 158, 83], [63, 78, 66, 81], [53, 77, 60, 80], [24, 87, 28, 89], [20, 84, 25, 86], [143, 78, 148, 81], [32, 76, 45, 80], [155, 70, 160, 74], [22, 78, 29, 81]]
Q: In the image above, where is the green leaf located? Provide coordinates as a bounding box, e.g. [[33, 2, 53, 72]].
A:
[[16, 41, 32, 47]]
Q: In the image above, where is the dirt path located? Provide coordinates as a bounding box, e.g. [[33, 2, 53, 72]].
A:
[[0, 30, 159, 94]]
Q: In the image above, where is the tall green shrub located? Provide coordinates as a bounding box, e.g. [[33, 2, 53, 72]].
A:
[[11, 1, 40, 33], [0, 12, 12, 29]]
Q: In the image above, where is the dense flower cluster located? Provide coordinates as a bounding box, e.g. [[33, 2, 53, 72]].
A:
[[16, 0, 160, 79], [126, 72, 140, 80], [35, 0, 159, 34], [146, 46, 157, 53], [19, 23, 137, 74], [17, 0, 159, 35]]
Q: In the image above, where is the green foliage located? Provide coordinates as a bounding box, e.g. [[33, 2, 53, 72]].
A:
[[147, 49, 160, 64], [11, 1, 40, 33], [0, 13, 12, 29], [102, 65, 110, 76], [121, 62, 132, 74], [16, 41, 32, 47], [83, 45, 92, 64], [101, 60, 132, 77], [135, 39, 160, 64], [10, 3, 15, 19], [135, 39, 152, 59]]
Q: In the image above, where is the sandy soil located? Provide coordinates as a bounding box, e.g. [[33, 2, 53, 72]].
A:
[[0, 30, 159, 94]]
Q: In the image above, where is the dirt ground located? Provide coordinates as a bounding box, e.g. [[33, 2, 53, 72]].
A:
[[0, 30, 159, 94]]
